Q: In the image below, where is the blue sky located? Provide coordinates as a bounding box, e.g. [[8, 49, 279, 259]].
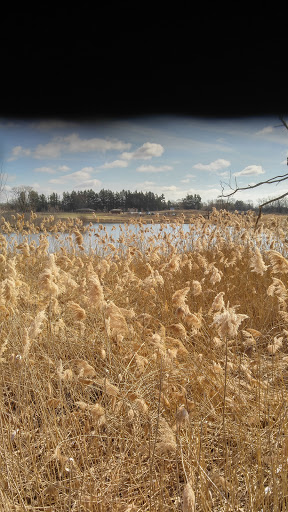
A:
[[1, 115, 288, 205]]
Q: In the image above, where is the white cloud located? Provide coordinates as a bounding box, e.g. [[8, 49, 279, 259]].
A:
[[233, 165, 265, 177], [162, 185, 178, 191], [181, 178, 190, 183], [251, 123, 288, 145], [255, 125, 274, 136], [2, 184, 12, 192], [49, 168, 95, 185], [73, 179, 102, 190], [30, 182, 41, 190], [100, 160, 129, 168], [34, 165, 71, 174], [9, 134, 131, 160], [136, 181, 156, 189], [121, 142, 164, 160], [78, 167, 95, 174], [58, 165, 70, 172], [7, 146, 31, 161], [62, 134, 131, 153], [136, 164, 172, 173], [33, 141, 65, 159], [193, 159, 231, 171]]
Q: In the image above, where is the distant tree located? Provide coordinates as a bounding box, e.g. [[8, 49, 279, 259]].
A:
[[48, 192, 61, 211], [12, 185, 34, 212], [28, 190, 40, 211], [38, 193, 49, 212], [234, 199, 253, 211], [181, 193, 202, 209]]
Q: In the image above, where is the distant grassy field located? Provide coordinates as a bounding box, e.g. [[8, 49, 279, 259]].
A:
[[35, 209, 209, 224]]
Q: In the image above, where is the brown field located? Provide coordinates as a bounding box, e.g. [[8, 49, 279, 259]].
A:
[[1, 208, 288, 510], [36, 209, 209, 225]]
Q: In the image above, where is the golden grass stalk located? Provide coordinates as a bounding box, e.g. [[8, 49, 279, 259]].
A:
[[250, 246, 268, 275], [182, 482, 196, 512], [267, 277, 287, 300], [67, 301, 86, 321], [209, 291, 225, 314], [191, 280, 202, 296], [87, 273, 105, 309], [156, 416, 177, 455], [27, 310, 46, 339], [211, 302, 249, 339], [267, 249, 288, 273]]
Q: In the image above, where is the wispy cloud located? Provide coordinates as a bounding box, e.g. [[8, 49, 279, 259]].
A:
[[8, 146, 31, 161], [136, 181, 156, 189], [49, 167, 98, 186], [100, 160, 129, 168], [33, 165, 71, 174], [254, 125, 274, 136], [62, 134, 131, 154], [252, 124, 288, 144], [136, 164, 172, 173], [193, 159, 231, 172], [8, 134, 131, 160], [233, 165, 265, 177], [121, 142, 164, 160], [162, 185, 178, 191]]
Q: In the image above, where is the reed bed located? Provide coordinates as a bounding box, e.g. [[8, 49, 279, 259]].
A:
[[1, 209, 288, 510]]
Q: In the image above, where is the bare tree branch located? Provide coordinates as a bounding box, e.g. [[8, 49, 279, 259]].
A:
[[220, 172, 288, 198], [255, 192, 288, 226], [219, 115, 288, 225]]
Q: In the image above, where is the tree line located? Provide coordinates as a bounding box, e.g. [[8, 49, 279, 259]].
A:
[[6, 186, 203, 213], [4, 185, 288, 214]]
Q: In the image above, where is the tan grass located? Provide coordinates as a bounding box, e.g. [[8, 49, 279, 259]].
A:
[[1, 209, 288, 509]]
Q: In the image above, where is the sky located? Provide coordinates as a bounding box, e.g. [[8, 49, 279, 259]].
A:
[[0, 115, 288, 206]]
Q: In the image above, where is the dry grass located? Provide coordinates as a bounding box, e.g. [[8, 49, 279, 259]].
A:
[[1, 209, 288, 510]]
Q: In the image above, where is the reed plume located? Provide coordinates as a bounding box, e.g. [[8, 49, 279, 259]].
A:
[[267, 249, 288, 273], [250, 247, 268, 275], [67, 301, 86, 321], [182, 482, 196, 512], [87, 273, 105, 309], [211, 302, 249, 338]]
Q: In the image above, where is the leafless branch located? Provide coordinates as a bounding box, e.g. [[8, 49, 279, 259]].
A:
[[220, 172, 288, 198], [255, 192, 288, 226], [219, 115, 288, 226]]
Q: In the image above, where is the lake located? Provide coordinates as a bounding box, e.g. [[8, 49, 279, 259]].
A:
[[1, 221, 278, 255]]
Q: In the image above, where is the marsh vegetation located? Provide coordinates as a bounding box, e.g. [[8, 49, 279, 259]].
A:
[[1, 209, 288, 510]]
